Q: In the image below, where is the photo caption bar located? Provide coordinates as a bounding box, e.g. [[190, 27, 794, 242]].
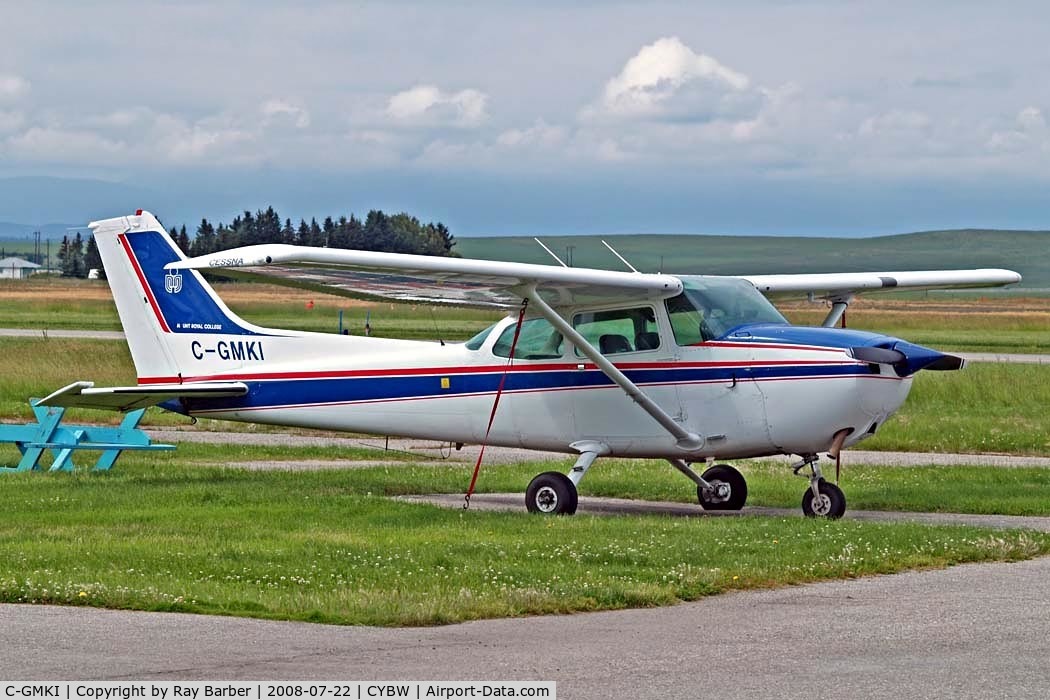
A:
[[0, 683, 556, 700]]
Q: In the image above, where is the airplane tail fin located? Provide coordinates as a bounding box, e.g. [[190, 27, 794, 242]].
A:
[[89, 210, 270, 383]]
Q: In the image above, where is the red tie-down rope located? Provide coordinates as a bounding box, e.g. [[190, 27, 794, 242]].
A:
[[464, 298, 529, 509]]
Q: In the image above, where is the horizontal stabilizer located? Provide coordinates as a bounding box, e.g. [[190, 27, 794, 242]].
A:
[[37, 381, 249, 412]]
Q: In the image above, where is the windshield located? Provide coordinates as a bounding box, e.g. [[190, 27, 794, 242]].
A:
[[464, 323, 498, 350], [666, 276, 788, 344]]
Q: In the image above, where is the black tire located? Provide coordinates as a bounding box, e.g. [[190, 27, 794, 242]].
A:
[[697, 464, 748, 511], [526, 471, 578, 515], [802, 478, 846, 519]]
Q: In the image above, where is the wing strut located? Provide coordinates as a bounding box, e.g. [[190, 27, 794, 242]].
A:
[[524, 287, 704, 451], [821, 294, 853, 328]]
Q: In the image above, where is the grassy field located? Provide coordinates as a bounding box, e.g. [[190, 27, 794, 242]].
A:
[[0, 462, 1046, 626], [0, 279, 1048, 627], [8, 436, 1048, 517], [0, 278, 1047, 354], [0, 278, 499, 338]]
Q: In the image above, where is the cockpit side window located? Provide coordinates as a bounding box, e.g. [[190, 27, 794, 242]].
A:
[[492, 317, 564, 359], [571, 306, 660, 356], [667, 277, 789, 345]]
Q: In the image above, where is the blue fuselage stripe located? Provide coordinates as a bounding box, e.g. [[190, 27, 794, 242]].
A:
[[185, 363, 874, 412]]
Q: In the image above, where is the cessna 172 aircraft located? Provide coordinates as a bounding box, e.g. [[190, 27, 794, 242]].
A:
[[41, 211, 1021, 518]]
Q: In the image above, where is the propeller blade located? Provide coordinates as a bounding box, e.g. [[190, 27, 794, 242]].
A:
[[923, 354, 966, 371]]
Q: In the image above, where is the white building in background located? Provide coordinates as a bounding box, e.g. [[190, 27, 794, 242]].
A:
[[0, 257, 42, 279]]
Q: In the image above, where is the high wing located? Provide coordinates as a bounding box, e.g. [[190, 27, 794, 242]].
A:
[[168, 244, 701, 450], [38, 381, 249, 412], [738, 268, 1021, 327], [741, 269, 1021, 301], [168, 244, 683, 308]]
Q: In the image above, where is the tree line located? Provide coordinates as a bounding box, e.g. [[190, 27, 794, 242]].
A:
[[55, 206, 457, 279]]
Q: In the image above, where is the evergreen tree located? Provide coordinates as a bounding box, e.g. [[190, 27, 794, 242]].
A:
[[322, 216, 336, 247], [176, 225, 190, 254], [260, 206, 282, 243], [182, 205, 456, 259], [84, 235, 105, 280], [67, 232, 85, 278], [57, 235, 72, 276], [192, 219, 216, 256], [218, 220, 240, 250]]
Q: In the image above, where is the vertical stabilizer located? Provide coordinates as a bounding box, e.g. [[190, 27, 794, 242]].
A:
[[89, 211, 267, 382]]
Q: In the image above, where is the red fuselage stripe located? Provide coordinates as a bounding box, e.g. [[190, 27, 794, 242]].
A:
[[118, 233, 171, 333], [137, 358, 858, 385]]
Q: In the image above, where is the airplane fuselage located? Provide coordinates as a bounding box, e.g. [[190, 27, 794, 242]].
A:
[[161, 315, 911, 461]]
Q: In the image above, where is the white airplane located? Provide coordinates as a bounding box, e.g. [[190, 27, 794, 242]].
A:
[[41, 210, 1021, 518]]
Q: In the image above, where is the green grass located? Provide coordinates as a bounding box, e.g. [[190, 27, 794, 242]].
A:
[[8, 437, 1049, 517], [783, 307, 1049, 354], [0, 439, 422, 473], [290, 457, 1050, 518], [0, 278, 500, 337], [0, 462, 1045, 626], [866, 364, 1050, 455]]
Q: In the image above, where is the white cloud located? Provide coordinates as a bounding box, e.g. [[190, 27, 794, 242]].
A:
[[261, 99, 311, 129], [588, 37, 754, 121], [0, 75, 29, 101], [0, 110, 24, 134], [987, 106, 1048, 153], [154, 114, 256, 164], [0, 107, 266, 167], [858, 110, 932, 136], [496, 120, 567, 148], [386, 84, 488, 127], [6, 127, 126, 162], [1016, 106, 1046, 132]]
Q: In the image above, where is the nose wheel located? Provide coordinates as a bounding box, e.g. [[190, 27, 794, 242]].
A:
[[802, 478, 846, 518], [794, 455, 847, 519]]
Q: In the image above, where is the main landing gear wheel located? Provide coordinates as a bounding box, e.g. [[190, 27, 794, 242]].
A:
[[526, 471, 578, 515], [802, 478, 846, 519], [697, 464, 748, 511]]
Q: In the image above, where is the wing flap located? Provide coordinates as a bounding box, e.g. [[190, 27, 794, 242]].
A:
[[38, 381, 249, 412]]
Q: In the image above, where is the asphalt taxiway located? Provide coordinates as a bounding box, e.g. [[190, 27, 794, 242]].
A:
[[2, 556, 1048, 698]]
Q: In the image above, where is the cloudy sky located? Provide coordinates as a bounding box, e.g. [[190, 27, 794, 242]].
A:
[[2, 1, 1049, 235]]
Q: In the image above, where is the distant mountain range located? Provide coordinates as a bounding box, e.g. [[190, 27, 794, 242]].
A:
[[0, 221, 85, 239], [3, 174, 1048, 288], [0, 176, 164, 236]]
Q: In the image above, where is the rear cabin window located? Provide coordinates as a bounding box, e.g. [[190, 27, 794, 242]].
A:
[[571, 307, 660, 356], [492, 318, 565, 359]]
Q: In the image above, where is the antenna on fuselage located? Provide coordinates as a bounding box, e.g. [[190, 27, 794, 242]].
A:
[[533, 238, 568, 267], [601, 240, 640, 273]]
